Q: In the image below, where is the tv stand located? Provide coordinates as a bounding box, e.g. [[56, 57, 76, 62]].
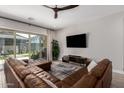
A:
[[62, 55, 90, 66]]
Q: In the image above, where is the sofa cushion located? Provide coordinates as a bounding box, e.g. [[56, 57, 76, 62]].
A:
[[55, 81, 62, 88], [72, 74, 97, 88], [61, 67, 88, 87], [20, 69, 31, 78], [24, 74, 50, 88], [8, 57, 27, 67], [14, 65, 31, 79], [27, 66, 43, 74], [36, 71, 60, 83], [8, 58, 21, 67], [90, 60, 108, 79]]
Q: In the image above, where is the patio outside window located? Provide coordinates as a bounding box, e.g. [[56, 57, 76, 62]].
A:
[[0, 30, 47, 63]]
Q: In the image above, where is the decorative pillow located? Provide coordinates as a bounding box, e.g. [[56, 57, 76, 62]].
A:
[[14, 65, 30, 79], [87, 60, 97, 72]]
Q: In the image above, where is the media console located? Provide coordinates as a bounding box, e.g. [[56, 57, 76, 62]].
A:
[[62, 55, 91, 66]]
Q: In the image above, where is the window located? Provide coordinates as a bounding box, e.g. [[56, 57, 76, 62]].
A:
[[16, 33, 30, 60], [30, 34, 47, 60], [0, 31, 14, 62], [0, 29, 47, 63]]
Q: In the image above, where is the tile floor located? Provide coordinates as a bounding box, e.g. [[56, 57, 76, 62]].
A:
[[0, 64, 7, 88], [111, 72, 124, 88]]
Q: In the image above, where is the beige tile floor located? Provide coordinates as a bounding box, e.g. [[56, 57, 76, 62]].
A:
[[0, 71, 7, 88], [111, 72, 124, 88], [0, 63, 124, 88]]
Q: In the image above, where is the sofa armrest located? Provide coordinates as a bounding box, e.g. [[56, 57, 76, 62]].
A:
[[37, 61, 52, 71]]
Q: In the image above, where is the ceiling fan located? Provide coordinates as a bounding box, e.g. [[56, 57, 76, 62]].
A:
[[43, 5, 79, 19]]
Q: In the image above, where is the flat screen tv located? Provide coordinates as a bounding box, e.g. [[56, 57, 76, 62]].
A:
[[66, 34, 87, 48]]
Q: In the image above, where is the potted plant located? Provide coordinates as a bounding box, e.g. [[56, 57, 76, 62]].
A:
[[52, 40, 60, 60], [31, 51, 40, 60]]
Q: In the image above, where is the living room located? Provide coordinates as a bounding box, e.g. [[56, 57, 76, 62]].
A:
[[0, 0, 124, 91]]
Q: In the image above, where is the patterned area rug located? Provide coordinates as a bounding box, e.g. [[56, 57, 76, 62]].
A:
[[49, 61, 82, 80]]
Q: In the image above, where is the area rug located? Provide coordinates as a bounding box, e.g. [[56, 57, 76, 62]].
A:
[[49, 62, 82, 80]]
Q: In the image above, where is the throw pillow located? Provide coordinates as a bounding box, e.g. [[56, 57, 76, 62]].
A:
[[87, 60, 97, 72]]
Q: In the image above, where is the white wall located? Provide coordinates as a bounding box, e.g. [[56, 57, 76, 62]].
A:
[[0, 18, 48, 35], [55, 12, 124, 72]]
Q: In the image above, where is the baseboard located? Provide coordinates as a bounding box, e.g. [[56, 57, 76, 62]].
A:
[[113, 69, 124, 74]]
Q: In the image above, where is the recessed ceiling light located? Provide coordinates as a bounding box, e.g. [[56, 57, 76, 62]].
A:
[[28, 17, 34, 21]]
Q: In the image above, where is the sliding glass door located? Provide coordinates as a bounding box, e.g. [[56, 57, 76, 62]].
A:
[[30, 34, 47, 60], [16, 33, 30, 60], [0, 31, 14, 63], [0, 29, 47, 63]]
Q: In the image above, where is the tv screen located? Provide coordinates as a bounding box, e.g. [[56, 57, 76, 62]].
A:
[[66, 34, 87, 48]]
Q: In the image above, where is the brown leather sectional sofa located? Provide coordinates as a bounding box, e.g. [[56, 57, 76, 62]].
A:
[[63, 59, 112, 88], [4, 58, 112, 88], [4, 58, 59, 88]]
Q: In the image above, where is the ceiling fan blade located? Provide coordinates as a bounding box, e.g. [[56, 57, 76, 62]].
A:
[[54, 11, 58, 19], [43, 5, 54, 9], [58, 5, 79, 11], [43, 5, 79, 19]]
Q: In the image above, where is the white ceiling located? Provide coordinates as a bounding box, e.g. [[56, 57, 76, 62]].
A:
[[0, 5, 124, 30]]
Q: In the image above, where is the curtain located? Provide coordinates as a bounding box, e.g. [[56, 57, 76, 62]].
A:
[[47, 30, 55, 61]]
